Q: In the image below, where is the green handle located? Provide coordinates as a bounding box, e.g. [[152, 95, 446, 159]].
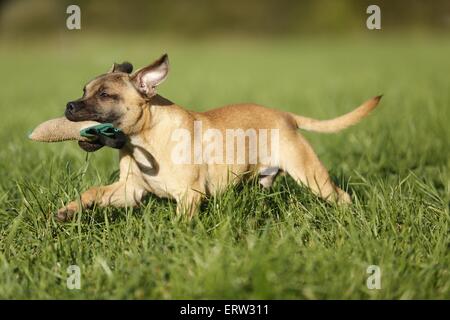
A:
[[80, 123, 122, 138]]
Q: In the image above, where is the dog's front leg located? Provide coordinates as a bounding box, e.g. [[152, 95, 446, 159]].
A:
[[176, 190, 202, 219], [56, 181, 146, 222]]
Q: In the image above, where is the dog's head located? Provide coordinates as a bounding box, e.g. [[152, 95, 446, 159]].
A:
[[65, 54, 169, 133]]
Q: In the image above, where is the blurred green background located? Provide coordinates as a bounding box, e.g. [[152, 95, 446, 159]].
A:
[[1, 0, 450, 38], [1, 0, 449, 131]]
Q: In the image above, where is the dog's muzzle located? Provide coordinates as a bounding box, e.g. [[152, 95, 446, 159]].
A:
[[65, 101, 79, 116], [65, 100, 90, 121]]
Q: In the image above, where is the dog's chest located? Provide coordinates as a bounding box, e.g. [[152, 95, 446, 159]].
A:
[[127, 136, 172, 198]]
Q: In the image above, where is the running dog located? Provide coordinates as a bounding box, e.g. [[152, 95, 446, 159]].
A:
[[57, 54, 381, 221]]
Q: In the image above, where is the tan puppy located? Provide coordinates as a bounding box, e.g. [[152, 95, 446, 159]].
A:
[[57, 54, 381, 221]]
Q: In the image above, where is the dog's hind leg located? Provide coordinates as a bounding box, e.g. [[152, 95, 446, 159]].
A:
[[280, 133, 351, 204], [56, 181, 147, 222], [258, 166, 280, 188]]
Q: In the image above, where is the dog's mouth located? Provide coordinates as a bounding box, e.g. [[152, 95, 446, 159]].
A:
[[65, 109, 119, 124], [65, 109, 95, 122]]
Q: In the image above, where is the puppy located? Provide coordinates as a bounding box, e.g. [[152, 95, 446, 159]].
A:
[[57, 54, 381, 221]]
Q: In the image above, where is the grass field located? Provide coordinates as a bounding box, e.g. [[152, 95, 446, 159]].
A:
[[0, 34, 448, 299]]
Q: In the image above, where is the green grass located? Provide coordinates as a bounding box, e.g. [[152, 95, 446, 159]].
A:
[[0, 34, 448, 299]]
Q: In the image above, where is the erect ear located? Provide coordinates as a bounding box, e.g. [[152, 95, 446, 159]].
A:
[[108, 61, 133, 74], [131, 54, 169, 98]]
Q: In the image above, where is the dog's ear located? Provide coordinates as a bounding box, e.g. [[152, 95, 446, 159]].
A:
[[131, 54, 169, 98], [109, 62, 133, 74]]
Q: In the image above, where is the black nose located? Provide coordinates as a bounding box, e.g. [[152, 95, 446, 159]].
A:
[[66, 102, 76, 113]]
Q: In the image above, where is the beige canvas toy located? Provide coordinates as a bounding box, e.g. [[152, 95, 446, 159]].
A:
[[28, 117, 100, 142], [28, 117, 127, 151]]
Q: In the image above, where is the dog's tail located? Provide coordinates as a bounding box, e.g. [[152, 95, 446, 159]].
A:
[[290, 95, 382, 133]]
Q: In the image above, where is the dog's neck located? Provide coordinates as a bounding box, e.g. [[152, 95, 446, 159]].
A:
[[125, 94, 183, 172], [124, 94, 175, 135], [126, 93, 187, 147]]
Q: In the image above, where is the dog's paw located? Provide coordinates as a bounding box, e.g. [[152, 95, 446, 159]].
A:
[[55, 207, 76, 222]]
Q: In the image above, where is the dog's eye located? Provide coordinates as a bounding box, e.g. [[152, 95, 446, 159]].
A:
[[99, 91, 110, 98]]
